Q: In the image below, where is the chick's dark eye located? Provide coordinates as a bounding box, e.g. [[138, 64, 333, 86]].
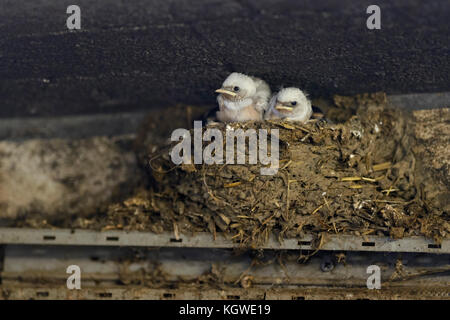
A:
[[291, 101, 297, 106], [233, 86, 240, 92]]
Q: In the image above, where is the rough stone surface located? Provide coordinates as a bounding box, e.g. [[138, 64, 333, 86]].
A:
[[0, 0, 449, 118], [0, 136, 140, 219]]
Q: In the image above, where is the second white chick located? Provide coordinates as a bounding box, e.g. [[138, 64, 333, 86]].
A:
[[264, 87, 312, 123], [215, 72, 271, 122]]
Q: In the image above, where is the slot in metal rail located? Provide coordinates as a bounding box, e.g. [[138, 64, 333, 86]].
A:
[[0, 228, 448, 254]]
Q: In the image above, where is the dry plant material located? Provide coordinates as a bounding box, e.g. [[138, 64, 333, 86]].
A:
[[100, 94, 449, 246], [18, 95, 448, 247]]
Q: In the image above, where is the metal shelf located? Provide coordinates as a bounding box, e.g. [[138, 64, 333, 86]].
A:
[[0, 228, 448, 254]]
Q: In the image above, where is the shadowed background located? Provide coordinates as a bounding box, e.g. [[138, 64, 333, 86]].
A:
[[0, 0, 449, 118]]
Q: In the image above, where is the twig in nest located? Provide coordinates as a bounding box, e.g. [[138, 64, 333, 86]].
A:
[[341, 176, 380, 183], [381, 188, 399, 195], [301, 132, 312, 142], [234, 257, 268, 287], [368, 199, 408, 204], [295, 126, 311, 134], [311, 204, 324, 215], [203, 170, 230, 206], [262, 214, 276, 226], [276, 252, 291, 280], [219, 213, 231, 226], [388, 266, 450, 283], [224, 181, 242, 188], [298, 233, 326, 262], [332, 222, 338, 234], [148, 150, 180, 174], [280, 160, 292, 170], [322, 194, 331, 211], [362, 229, 375, 235], [273, 122, 296, 130], [173, 222, 180, 240], [341, 176, 362, 182], [372, 161, 392, 171], [231, 230, 244, 241], [102, 225, 121, 231], [349, 184, 364, 189], [377, 176, 399, 199], [250, 180, 269, 210], [361, 177, 378, 182], [285, 172, 291, 220], [273, 121, 311, 133]]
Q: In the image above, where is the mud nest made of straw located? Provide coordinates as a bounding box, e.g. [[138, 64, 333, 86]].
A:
[[102, 93, 449, 247]]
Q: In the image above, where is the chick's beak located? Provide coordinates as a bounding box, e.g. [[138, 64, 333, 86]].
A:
[[275, 104, 294, 111], [215, 88, 237, 97]]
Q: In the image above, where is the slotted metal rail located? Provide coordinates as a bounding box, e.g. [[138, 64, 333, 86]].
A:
[[1, 228, 449, 300], [0, 228, 448, 254]]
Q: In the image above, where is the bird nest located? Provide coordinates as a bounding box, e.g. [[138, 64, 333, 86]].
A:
[[96, 93, 449, 247]]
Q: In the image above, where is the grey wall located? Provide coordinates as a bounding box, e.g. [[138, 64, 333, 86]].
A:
[[0, 0, 449, 118]]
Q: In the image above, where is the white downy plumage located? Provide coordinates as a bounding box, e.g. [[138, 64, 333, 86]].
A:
[[265, 87, 312, 123], [215, 72, 271, 122]]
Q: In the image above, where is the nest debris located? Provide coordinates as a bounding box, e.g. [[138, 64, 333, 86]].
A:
[[98, 93, 449, 246]]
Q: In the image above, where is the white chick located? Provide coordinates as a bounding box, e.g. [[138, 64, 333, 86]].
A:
[[215, 72, 271, 122], [264, 87, 312, 123]]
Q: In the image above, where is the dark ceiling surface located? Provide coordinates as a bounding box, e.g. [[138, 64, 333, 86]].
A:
[[0, 0, 449, 118]]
